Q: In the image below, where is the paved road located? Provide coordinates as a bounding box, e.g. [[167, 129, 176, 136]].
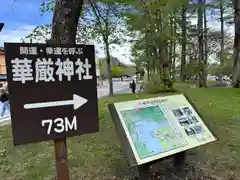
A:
[[208, 80, 232, 88], [97, 81, 130, 97]]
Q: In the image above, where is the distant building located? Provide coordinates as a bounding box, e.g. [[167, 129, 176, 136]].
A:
[[0, 48, 7, 85]]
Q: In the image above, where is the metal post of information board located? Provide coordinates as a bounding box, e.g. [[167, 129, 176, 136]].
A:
[[173, 151, 186, 177], [138, 163, 150, 180], [46, 39, 69, 180]]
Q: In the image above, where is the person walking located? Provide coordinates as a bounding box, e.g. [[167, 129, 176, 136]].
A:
[[129, 79, 136, 93], [0, 82, 10, 117]]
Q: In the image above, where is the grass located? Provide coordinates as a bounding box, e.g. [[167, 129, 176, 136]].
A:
[[182, 88, 240, 179], [174, 80, 219, 88], [0, 88, 240, 179]]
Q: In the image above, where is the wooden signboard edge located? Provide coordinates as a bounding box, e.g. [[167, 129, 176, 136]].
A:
[[3, 42, 15, 146], [108, 103, 138, 167], [46, 39, 70, 180]]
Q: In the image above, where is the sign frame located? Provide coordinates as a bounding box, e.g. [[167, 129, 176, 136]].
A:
[[4, 42, 99, 145], [108, 93, 217, 166]]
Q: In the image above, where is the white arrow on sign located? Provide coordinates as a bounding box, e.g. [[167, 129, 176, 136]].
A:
[[23, 94, 88, 110]]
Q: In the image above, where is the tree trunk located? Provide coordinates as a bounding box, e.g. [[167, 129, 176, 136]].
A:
[[180, 7, 187, 82], [105, 40, 114, 96], [51, 0, 83, 44], [147, 65, 150, 80], [145, 31, 150, 80], [169, 13, 174, 79], [203, 3, 207, 87], [197, 0, 205, 88], [233, 0, 240, 88], [172, 14, 177, 79], [158, 8, 164, 80], [152, 46, 157, 73], [161, 40, 172, 89], [220, 0, 224, 79]]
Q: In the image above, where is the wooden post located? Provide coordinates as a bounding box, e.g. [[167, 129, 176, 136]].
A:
[[54, 139, 69, 180], [46, 39, 70, 180]]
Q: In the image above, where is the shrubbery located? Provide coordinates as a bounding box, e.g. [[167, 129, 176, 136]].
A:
[[141, 74, 177, 93]]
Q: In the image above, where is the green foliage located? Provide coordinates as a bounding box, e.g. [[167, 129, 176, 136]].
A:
[[111, 66, 124, 77], [34, 0, 237, 88], [28, 1, 128, 46], [142, 74, 176, 93], [123, 0, 236, 86], [185, 59, 199, 77], [143, 82, 165, 94], [86, 2, 128, 46], [99, 56, 135, 77], [124, 66, 136, 75], [25, 21, 92, 43], [40, 0, 54, 13], [208, 47, 234, 76], [220, 60, 233, 75]]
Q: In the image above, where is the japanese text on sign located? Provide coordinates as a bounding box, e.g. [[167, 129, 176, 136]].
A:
[[138, 99, 167, 106], [11, 57, 93, 83], [20, 46, 83, 55]]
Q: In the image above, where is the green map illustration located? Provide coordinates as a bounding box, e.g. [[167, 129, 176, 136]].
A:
[[120, 106, 187, 159]]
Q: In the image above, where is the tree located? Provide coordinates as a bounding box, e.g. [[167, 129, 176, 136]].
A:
[[219, 0, 224, 75], [27, 0, 128, 96], [233, 0, 240, 87], [48, 0, 83, 43], [26, 22, 92, 44], [197, 0, 206, 87], [180, 6, 187, 82], [31, 0, 239, 91], [111, 66, 124, 77], [83, 1, 127, 96], [98, 56, 135, 78], [123, 0, 189, 89]]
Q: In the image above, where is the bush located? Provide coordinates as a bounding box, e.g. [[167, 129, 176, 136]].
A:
[[142, 74, 177, 93]]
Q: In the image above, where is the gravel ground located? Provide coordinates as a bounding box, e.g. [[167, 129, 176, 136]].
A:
[[118, 158, 230, 180]]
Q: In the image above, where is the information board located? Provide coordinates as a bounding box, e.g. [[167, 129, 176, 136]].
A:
[[111, 94, 217, 165], [4, 43, 99, 145]]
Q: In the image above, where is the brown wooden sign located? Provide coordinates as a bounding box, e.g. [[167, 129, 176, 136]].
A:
[[4, 43, 99, 145]]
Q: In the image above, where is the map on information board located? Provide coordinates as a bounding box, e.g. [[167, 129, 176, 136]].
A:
[[113, 94, 216, 165], [120, 106, 187, 159]]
